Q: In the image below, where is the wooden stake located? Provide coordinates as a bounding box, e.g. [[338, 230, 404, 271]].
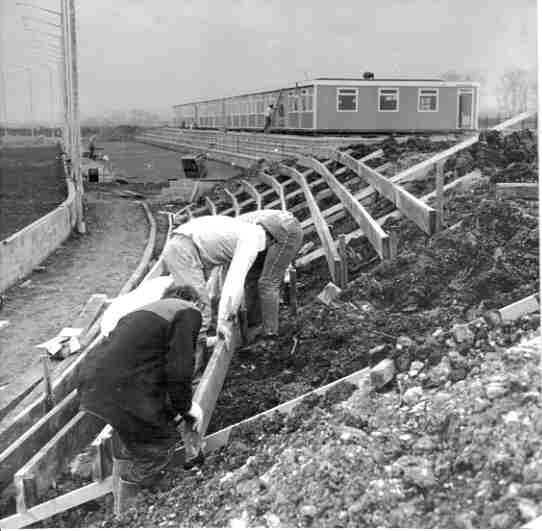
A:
[[40, 355, 54, 412], [112, 457, 138, 516], [435, 161, 445, 232], [338, 234, 348, 289], [389, 229, 399, 259]]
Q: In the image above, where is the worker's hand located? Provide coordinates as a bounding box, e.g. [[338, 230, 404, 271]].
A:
[[186, 401, 204, 434], [217, 321, 232, 350], [206, 336, 218, 349]]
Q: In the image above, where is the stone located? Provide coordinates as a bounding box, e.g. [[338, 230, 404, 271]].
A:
[[403, 386, 423, 405], [489, 512, 513, 529], [370, 359, 396, 389], [427, 357, 452, 385], [485, 381, 508, 400], [316, 282, 342, 306], [452, 323, 475, 345], [517, 498, 538, 521], [263, 513, 281, 527], [299, 504, 319, 518], [396, 335, 415, 350], [408, 360, 424, 377], [413, 436, 435, 452]]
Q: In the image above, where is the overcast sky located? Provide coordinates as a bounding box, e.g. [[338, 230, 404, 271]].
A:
[[0, 0, 538, 121]]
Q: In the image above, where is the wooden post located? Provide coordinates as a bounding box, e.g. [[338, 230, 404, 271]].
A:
[[435, 161, 445, 232], [337, 234, 348, 289], [112, 457, 139, 516], [389, 229, 399, 259], [40, 355, 54, 412]]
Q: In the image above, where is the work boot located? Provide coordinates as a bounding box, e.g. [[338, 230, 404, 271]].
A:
[[127, 442, 178, 488]]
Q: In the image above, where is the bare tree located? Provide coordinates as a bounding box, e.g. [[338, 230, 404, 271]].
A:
[[498, 68, 531, 115]]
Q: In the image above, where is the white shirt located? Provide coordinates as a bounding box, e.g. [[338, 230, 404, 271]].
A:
[[173, 215, 266, 323]]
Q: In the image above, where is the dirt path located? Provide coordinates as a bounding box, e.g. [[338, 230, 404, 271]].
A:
[[0, 188, 148, 387]]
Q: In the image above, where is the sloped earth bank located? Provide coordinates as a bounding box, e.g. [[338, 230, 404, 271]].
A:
[[39, 131, 539, 527]]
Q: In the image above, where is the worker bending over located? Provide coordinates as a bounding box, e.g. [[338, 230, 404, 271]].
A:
[[163, 209, 303, 349], [78, 286, 204, 486]]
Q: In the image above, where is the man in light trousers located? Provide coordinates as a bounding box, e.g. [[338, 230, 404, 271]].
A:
[[162, 209, 303, 351]]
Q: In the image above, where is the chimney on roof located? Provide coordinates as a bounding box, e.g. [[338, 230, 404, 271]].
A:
[[363, 71, 375, 80]]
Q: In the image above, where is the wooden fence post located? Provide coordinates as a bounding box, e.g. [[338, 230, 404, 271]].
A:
[[40, 355, 54, 412], [288, 266, 297, 316], [435, 161, 445, 232], [337, 235, 348, 289]]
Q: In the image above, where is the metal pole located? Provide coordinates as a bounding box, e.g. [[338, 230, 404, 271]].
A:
[[27, 68, 34, 136], [60, 0, 70, 153], [1, 71, 7, 137], [69, 0, 85, 233]]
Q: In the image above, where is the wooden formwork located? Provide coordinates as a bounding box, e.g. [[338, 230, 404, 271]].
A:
[[0, 111, 538, 527]]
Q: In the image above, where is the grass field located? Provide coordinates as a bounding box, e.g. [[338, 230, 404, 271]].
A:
[[0, 145, 66, 240], [99, 140, 241, 184]]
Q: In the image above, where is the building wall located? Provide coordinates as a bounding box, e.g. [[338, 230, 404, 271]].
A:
[[315, 84, 478, 131]]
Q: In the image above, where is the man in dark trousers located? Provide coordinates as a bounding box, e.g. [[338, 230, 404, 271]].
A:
[[264, 104, 274, 133], [78, 285, 204, 486]]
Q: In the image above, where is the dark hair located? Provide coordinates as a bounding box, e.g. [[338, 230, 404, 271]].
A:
[[163, 284, 200, 303]]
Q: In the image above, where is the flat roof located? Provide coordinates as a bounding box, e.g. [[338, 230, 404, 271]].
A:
[[174, 77, 479, 108]]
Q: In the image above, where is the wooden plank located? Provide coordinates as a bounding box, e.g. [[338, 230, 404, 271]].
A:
[[224, 189, 240, 217], [491, 110, 536, 131], [205, 196, 217, 215], [296, 169, 484, 267], [0, 477, 113, 529], [241, 180, 262, 209], [279, 163, 342, 283], [0, 390, 79, 493], [499, 294, 539, 324], [202, 367, 370, 454], [193, 322, 241, 437], [14, 411, 105, 511], [435, 161, 445, 231], [496, 182, 539, 201], [0, 294, 107, 421], [338, 234, 348, 288], [258, 172, 286, 210], [91, 425, 113, 481], [297, 156, 391, 260], [334, 151, 437, 235]]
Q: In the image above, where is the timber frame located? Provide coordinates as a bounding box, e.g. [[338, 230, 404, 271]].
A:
[[0, 111, 538, 528]]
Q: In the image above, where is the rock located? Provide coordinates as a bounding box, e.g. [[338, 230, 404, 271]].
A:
[[473, 397, 491, 412], [454, 511, 474, 528], [413, 436, 435, 453], [408, 360, 424, 377], [485, 380, 508, 400], [503, 410, 521, 424], [299, 504, 319, 518], [396, 335, 415, 350], [229, 510, 250, 528], [517, 498, 538, 521], [263, 513, 281, 527], [452, 323, 475, 345], [427, 357, 452, 385], [370, 359, 396, 389], [236, 478, 260, 497], [489, 512, 514, 529], [316, 282, 342, 306], [403, 386, 423, 405]]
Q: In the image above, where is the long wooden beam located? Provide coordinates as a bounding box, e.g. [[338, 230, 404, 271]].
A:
[[223, 189, 240, 216], [333, 150, 437, 235], [297, 156, 391, 260], [496, 182, 539, 200], [0, 477, 113, 529], [205, 196, 217, 215], [279, 163, 342, 283], [391, 111, 537, 186], [241, 180, 262, 209], [296, 169, 483, 266], [258, 172, 286, 210], [14, 411, 105, 512]]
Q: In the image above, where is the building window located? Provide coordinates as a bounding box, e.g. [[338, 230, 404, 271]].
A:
[[418, 89, 438, 112], [378, 88, 399, 112], [337, 88, 358, 111]]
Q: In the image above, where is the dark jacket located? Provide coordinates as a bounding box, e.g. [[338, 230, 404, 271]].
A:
[[78, 299, 201, 443]]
